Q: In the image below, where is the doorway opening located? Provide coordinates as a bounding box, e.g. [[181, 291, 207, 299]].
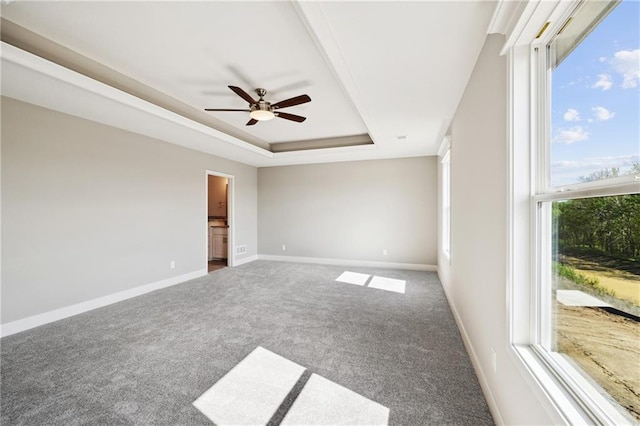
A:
[[206, 171, 234, 272]]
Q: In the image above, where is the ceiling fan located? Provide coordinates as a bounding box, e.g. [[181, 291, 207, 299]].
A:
[[205, 86, 311, 126]]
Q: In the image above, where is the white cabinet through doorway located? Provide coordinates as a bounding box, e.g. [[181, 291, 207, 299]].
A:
[[209, 226, 228, 259]]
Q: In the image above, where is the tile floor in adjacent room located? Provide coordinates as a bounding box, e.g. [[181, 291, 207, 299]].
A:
[[208, 259, 227, 273]]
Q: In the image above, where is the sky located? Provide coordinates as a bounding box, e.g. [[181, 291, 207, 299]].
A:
[[551, 0, 639, 186]]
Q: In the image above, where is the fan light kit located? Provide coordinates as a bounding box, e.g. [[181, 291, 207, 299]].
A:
[[205, 86, 311, 126], [250, 108, 275, 121]]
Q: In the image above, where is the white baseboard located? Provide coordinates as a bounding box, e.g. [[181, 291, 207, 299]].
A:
[[440, 283, 505, 425], [233, 254, 258, 267], [257, 254, 437, 271], [0, 269, 207, 338]]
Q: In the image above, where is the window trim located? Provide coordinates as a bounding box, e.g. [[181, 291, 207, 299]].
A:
[[506, 1, 638, 424], [440, 143, 451, 261], [533, 5, 638, 422]]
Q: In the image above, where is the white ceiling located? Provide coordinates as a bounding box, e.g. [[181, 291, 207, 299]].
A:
[[1, 1, 498, 167]]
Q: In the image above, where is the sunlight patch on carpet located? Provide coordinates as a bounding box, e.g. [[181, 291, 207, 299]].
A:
[[335, 271, 371, 286], [193, 346, 304, 425], [368, 276, 406, 294], [194, 346, 389, 425], [281, 373, 389, 425]]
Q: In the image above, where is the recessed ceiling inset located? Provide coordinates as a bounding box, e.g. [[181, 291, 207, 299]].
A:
[[1, 0, 499, 165]]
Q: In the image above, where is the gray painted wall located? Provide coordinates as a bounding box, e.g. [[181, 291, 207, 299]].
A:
[[1, 97, 258, 324], [439, 34, 552, 424], [258, 157, 437, 265]]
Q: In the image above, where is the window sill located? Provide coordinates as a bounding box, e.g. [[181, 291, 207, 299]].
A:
[[511, 344, 635, 425]]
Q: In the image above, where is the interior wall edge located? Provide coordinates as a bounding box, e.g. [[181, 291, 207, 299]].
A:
[[257, 254, 437, 272], [0, 269, 207, 337], [257, 157, 437, 265], [234, 255, 259, 267], [440, 280, 506, 425], [447, 33, 553, 424], [1, 97, 259, 324]]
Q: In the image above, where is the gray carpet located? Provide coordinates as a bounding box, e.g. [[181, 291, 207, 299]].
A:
[[1, 261, 493, 425]]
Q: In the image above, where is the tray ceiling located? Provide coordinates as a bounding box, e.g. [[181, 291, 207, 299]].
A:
[[1, 1, 498, 166]]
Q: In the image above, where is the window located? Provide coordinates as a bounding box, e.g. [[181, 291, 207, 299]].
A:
[[441, 142, 451, 260], [532, 0, 639, 423]]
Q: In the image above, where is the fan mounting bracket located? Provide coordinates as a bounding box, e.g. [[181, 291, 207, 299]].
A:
[[255, 88, 267, 99]]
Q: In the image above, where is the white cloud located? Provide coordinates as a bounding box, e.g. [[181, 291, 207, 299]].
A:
[[552, 154, 639, 170], [551, 153, 640, 186], [592, 73, 613, 90], [563, 108, 581, 121], [554, 126, 589, 144], [598, 56, 607, 63], [592, 106, 615, 121], [611, 49, 639, 89], [567, 76, 586, 87]]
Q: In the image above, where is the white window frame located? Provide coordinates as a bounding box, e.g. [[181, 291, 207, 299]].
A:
[[506, 1, 639, 425], [440, 141, 451, 261]]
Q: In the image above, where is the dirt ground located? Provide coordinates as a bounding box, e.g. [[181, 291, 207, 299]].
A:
[[556, 303, 640, 421], [562, 255, 640, 305]]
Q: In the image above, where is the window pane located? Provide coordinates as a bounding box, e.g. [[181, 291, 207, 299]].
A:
[[551, 194, 640, 421], [550, 0, 639, 187], [441, 151, 450, 258]]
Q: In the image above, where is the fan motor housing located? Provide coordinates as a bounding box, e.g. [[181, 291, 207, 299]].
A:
[[251, 101, 272, 113]]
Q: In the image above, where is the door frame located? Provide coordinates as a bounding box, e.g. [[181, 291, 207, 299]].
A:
[[206, 170, 235, 267]]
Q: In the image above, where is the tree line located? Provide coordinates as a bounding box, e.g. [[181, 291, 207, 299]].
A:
[[553, 163, 640, 260]]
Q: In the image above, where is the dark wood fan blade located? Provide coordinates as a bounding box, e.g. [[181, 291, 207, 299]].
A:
[[204, 109, 251, 112], [276, 112, 306, 123], [271, 94, 311, 109], [246, 118, 258, 126], [228, 85, 257, 105]]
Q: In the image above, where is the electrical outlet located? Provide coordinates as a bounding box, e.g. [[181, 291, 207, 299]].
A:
[[170, 260, 175, 270], [282, 244, 286, 251], [491, 347, 497, 373], [382, 249, 388, 256]]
